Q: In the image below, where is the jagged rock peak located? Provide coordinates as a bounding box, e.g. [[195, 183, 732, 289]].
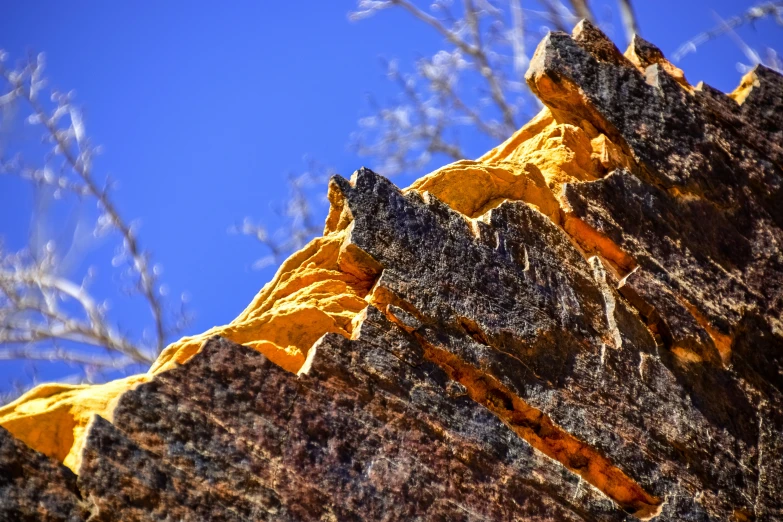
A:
[[2, 22, 782, 521]]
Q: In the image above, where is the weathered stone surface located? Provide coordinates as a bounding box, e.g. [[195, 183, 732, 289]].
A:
[[2, 20, 782, 521], [324, 165, 783, 520], [79, 334, 625, 521], [0, 376, 148, 473], [0, 426, 86, 521]]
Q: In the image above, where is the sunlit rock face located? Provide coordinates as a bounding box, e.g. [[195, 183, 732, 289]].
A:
[[2, 20, 783, 521]]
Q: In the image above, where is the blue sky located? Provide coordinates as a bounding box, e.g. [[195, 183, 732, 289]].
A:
[[1, 1, 781, 393]]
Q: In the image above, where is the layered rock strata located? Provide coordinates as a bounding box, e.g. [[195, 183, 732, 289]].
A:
[[2, 21, 782, 521]]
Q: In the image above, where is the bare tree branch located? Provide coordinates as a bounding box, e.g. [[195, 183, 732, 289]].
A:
[[509, 0, 527, 73], [347, 0, 550, 181], [462, 0, 518, 131], [538, 0, 573, 32], [673, 1, 783, 62], [0, 64, 167, 354], [568, 0, 594, 23], [377, 0, 518, 133], [0, 51, 186, 395], [352, 55, 468, 176], [0, 258, 151, 364], [617, 0, 640, 44], [231, 163, 333, 268], [239, 0, 783, 294], [0, 345, 134, 369]]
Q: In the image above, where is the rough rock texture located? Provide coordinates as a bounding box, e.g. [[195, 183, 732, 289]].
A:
[[80, 335, 631, 521], [2, 21, 782, 521], [0, 426, 86, 521], [0, 376, 148, 472]]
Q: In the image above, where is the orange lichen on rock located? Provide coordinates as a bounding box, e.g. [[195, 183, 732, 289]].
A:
[[563, 215, 636, 275], [0, 76, 641, 478], [152, 229, 377, 375], [729, 68, 761, 105], [405, 103, 637, 285], [0, 95, 639, 475], [415, 335, 663, 519], [478, 107, 632, 192], [0, 375, 147, 472], [407, 105, 633, 228], [0, 23, 649, 475], [408, 160, 561, 222], [1, 202, 382, 471], [624, 35, 692, 91], [679, 299, 733, 366]]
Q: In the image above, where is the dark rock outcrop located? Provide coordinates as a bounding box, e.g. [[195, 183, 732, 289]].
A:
[[0, 426, 86, 521], [2, 21, 782, 522]]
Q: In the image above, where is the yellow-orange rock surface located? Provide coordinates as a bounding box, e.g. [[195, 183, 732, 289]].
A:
[[0, 23, 767, 478], [0, 376, 147, 472], [0, 99, 645, 472], [3, 21, 783, 521]]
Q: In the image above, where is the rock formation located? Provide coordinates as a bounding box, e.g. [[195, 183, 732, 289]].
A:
[[2, 21, 782, 521]]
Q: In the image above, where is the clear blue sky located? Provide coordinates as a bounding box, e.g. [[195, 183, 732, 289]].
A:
[[1, 1, 781, 393]]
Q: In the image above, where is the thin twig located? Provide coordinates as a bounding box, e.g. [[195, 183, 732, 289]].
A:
[[568, 0, 594, 23], [617, 0, 640, 44], [509, 0, 528, 73], [0, 59, 166, 354], [538, 0, 571, 32], [390, 0, 517, 132], [673, 1, 783, 62], [0, 267, 152, 362]]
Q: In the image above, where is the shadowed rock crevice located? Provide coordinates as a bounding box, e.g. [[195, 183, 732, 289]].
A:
[[408, 324, 663, 519]]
